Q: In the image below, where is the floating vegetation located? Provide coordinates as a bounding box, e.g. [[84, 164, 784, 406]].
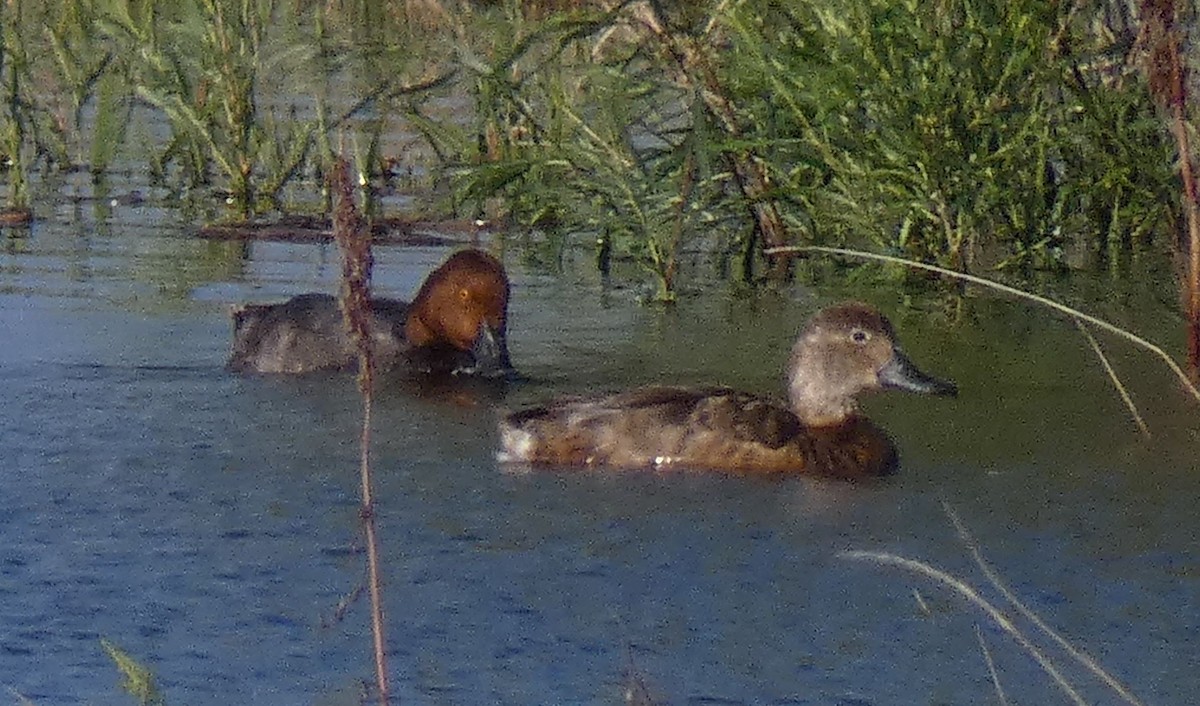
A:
[[100, 638, 166, 706]]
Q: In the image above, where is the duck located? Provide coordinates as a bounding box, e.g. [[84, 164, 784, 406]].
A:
[[497, 302, 955, 479], [228, 248, 514, 377]]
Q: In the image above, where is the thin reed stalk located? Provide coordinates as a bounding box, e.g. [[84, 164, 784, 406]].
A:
[[941, 502, 1147, 706], [841, 549, 1092, 706], [846, 503, 1150, 706], [1073, 319, 1151, 437], [975, 624, 1010, 706], [765, 245, 1200, 406], [622, 645, 661, 706], [331, 157, 390, 705]]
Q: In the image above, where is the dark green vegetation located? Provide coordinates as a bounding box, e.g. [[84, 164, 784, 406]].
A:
[[0, 0, 1190, 299]]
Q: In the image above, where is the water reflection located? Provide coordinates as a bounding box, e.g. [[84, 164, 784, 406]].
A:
[[0, 209, 1196, 705]]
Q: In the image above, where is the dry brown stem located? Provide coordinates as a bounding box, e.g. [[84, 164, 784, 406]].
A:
[[330, 157, 391, 704], [1138, 0, 1200, 378]]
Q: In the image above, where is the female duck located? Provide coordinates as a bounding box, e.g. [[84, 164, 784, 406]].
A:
[[498, 302, 955, 479], [228, 249, 513, 377]]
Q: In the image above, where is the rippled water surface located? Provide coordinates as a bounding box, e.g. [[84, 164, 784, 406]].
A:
[[2, 201, 1198, 705]]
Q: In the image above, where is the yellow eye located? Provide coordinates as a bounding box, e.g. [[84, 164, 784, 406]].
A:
[[458, 287, 470, 301]]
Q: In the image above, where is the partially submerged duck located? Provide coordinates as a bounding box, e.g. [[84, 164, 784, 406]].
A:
[[228, 248, 514, 377], [498, 302, 955, 479]]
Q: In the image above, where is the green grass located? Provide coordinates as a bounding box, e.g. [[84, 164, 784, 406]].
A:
[[0, 0, 1186, 295], [442, 0, 1179, 296]]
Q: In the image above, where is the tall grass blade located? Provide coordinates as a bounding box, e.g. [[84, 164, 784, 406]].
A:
[[1073, 318, 1151, 438], [975, 623, 1010, 706], [90, 70, 132, 175]]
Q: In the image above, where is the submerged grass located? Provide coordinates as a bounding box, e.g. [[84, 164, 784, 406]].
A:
[[100, 639, 166, 706]]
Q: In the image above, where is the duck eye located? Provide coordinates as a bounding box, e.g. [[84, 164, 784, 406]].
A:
[[458, 287, 471, 301], [851, 328, 869, 344]]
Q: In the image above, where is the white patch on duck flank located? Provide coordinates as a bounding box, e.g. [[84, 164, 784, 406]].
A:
[[496, 425, 535, 463]]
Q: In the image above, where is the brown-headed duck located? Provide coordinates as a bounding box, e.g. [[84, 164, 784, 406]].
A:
[[497, 302, 955, 479], [228, 248, 514, 377]]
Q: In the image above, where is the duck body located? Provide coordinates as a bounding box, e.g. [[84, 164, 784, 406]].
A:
[[227, 293, 414, 374], [500, 386, 898, 479], [498, 302, 955, 479], [228, 249, 513, 377]]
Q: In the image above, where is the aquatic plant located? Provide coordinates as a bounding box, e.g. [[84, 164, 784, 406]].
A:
[[449, 2, 750, 301], [100, 638, 166, 706], [724, 0, 1176, 272], [445, 0, 1180, 297], [45, 0, 125, 174], [0, 0, 1189, 302], [93, 0, 275, 215], [85, 0, 463, 219], [0, 0, 33, 216]]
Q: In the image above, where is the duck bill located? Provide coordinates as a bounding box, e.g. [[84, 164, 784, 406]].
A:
[[468, 323, 516, 379], [878, 349, 957, 397]]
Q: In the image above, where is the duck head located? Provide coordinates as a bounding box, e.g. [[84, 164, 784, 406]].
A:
[[404, 249, 515, 378], [787, 302, 956, 427]]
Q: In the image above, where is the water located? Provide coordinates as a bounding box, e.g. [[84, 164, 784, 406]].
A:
[[1, 200, 1198, 705]]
